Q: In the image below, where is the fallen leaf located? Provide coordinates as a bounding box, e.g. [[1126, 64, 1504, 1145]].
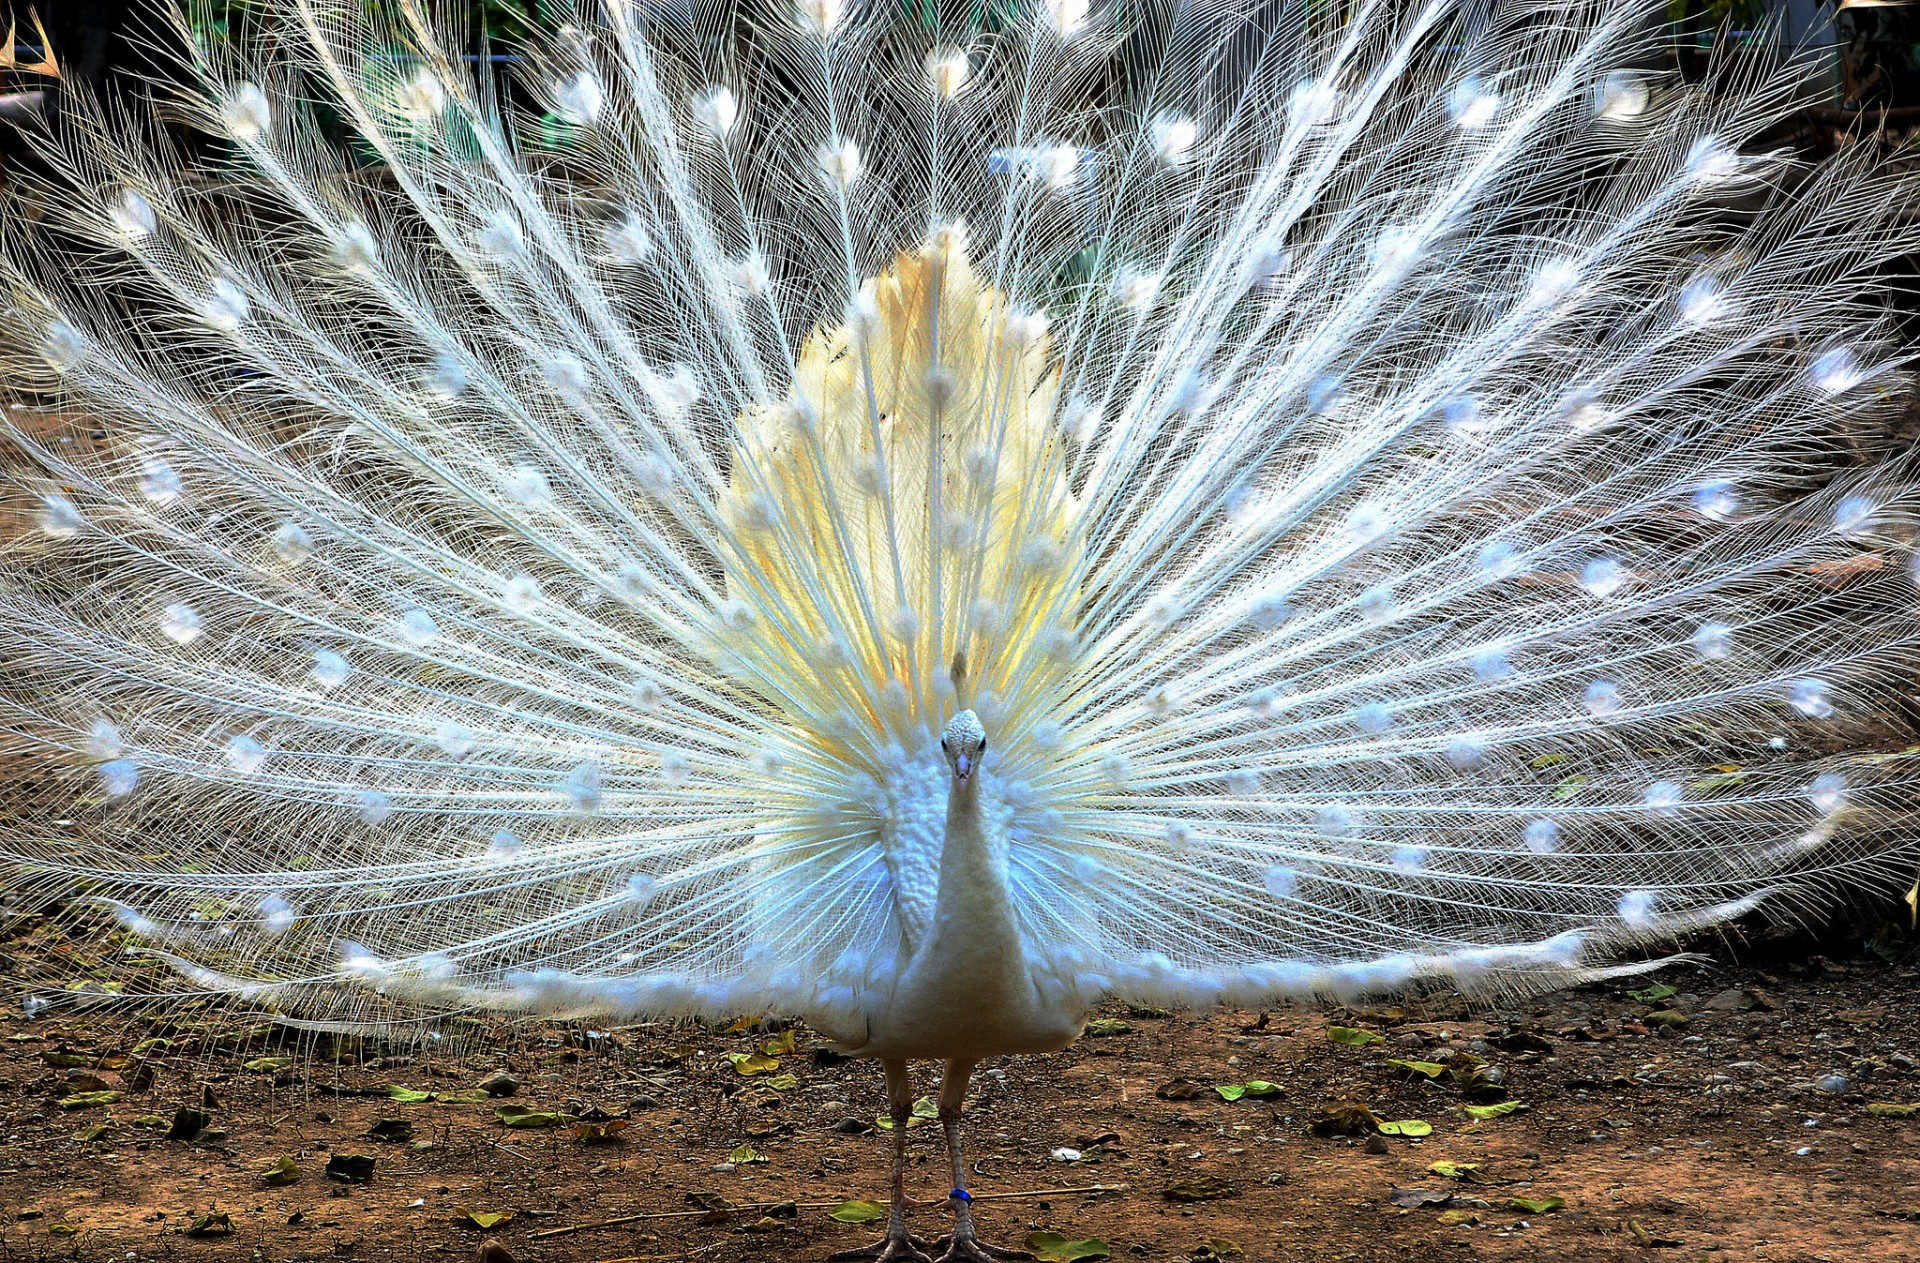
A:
[[1164, 1176, 1239, 1202], [388, 1085, 434, 1103], [1309, 1101, 1382, 1136], [1436, 1209, 1481, 1226], [573, 1118, 629, 1143], [186, 1212, 233, 1238], [1327, 1025, 1384, 1047], [1083, 1019, 1132, 1037], [1025, 1231, 1111, 1262], [728, 1142, 769, 1164], [57, 1090, 121, 1109], [1866, 1103, 1920, 1117], [495, 1104, 572, 1128], [364, 1118, 414, 1142], [766, 1073, 801, 1091], [1628, 984, 1677, 1004], [325, 1152, 376, 1183], [761, 1029, 797, 1056], [41, 1049, 89, 1068], [434, 1089, 494, 1104], [1427, 1161, 1486, 1181], [167, 1106, 211, 1140], [1385, 1059, 1448, 1080], [1389, 1187, 1452, 1209], [1508, 1195, 1564, 1214], [1462, 1100, 1526, 1121], [1643, 1010, 1689, 1028], [261, 1155, 300, 1186], [244, 1057, 294, 1073], [1191, 1239, 1244, 1261], [1156, 1079, 1211, 1100], [1377, 1119, 1432, 1137], [874, 1096, 939, 1130], [456, 1208, 515, 1230], [827, 1200, 886, 1224], [728, 1051, 781, 1076]]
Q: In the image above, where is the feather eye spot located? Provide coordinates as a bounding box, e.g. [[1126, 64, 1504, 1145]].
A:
[[221, 82, 272, 141], [160, 602, 204, 646]]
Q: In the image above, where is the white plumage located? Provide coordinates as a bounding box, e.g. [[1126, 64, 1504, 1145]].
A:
[[4, 1, 1920, 1256]]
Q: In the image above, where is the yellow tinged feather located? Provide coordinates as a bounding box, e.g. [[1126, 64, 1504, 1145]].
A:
[[725, 246, 1081, 745]]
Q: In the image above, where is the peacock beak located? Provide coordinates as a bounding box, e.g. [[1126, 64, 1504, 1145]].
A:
[[953, 752, 973, 780]]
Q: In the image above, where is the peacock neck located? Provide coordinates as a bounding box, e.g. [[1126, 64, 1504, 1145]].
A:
[[931, 773, 1023, 963]]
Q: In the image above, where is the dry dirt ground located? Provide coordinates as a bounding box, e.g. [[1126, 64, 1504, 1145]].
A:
[[2, 912, 1919, 1263]]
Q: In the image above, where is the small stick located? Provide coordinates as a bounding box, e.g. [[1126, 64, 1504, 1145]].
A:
[[532, 1184, 1127, 1240], [589, 1243, 729, 1263]]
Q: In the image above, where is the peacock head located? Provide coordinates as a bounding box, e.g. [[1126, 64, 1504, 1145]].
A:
[[940, 709, 988, 782]]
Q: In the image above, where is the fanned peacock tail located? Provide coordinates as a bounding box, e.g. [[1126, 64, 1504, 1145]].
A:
[[4, 0, 1919, 1033]]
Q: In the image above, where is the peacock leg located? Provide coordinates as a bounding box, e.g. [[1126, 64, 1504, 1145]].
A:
[[830, 1058, 932, 1263], [932, 1059, 1035, 1263]]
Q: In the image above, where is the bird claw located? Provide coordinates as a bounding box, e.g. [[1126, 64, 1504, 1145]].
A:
[[829, 1233, 934, 1263], [931, 1233, 1036, 1263]]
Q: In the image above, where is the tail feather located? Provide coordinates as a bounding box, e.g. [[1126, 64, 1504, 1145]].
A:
[[3, 0, 1918, 1029]]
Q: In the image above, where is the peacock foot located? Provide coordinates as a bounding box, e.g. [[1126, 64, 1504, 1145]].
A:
[[931, 1229, 1036, 1263], [829, 1231, 934, 1263]]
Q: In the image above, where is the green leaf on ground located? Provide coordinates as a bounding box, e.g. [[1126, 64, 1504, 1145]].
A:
[[1463, 1101, 1526, 1121], [387, 1085, 434, 1103], [728, 1143, 768, 1164], [245, 1057, 294, 1072], [728, 1051, 780, 1076], [1427, 1161, 1484, 1180], [261, 1156, 300, 1186], [57, 1091, 121, 1109], [1025, 1232, 1111, 1262], [1327, 1025, 1384, 1047], [1377, 1119, 1432, 1137], [874, 1096, 939, 1130], [766, 1073, 800, 1091], [186, 1212, 233, 1238], [828, 1200, 886, 1224], [1507, 1195, 1564, 1214], [1644, 1010, 1690, 1028], [761, 1029, 797, 1056], [1083, 1019, 1132, 1037], [495, 1104, 572, 1128], [1213, 1080, 1282, 1102], [1628, 983, 1677, 1003], [457, 1208, 515, 1230], [1552, 775, 1587, 800], [434, 1089, 494, 1104], [1385, 1059, 1448, 1079], [1867, 1103, 1920, 1117]]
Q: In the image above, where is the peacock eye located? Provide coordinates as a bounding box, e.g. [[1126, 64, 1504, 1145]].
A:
[[978, 736, 986, 752], [941, 737, 950, 751]]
